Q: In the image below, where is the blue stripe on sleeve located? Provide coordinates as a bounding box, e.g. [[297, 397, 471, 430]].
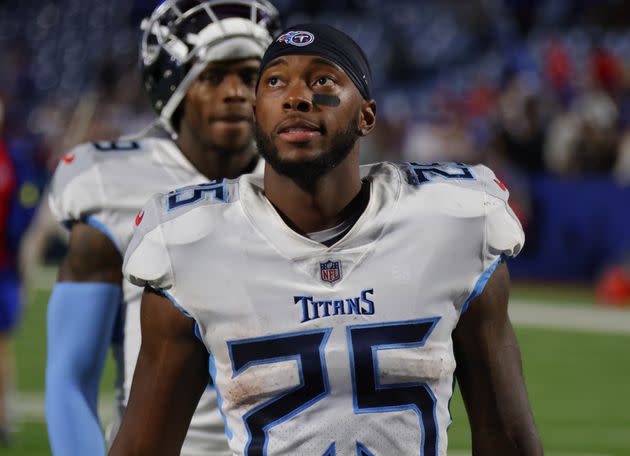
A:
[[85, 215, 122, 253], [461, 255, 504, 314]]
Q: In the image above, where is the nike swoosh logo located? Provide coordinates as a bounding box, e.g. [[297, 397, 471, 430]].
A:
[[62, 154, 75, 164], [135, 210, 144, 226], [494, 178, 507, 192]]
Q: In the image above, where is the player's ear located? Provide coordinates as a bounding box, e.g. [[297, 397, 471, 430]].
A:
[[358, 99, 376, 136]]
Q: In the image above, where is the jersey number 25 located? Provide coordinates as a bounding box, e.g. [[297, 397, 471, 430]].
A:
[[227, 317, 441, 456]]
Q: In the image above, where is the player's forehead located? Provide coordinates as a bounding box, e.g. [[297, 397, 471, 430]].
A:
[[261, 55, 345, 76]]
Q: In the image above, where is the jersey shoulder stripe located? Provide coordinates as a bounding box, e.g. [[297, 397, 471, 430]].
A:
[[399, 161, 509, 200], [163, 179, 238, 213]]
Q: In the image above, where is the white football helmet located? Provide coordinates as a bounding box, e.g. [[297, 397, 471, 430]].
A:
[[140, 0, 281, 137]]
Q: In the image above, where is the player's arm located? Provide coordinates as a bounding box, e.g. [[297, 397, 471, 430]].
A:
[[453, 261, 543, 455], [109, 287, 209, 456], [46, 223, 122, 456]]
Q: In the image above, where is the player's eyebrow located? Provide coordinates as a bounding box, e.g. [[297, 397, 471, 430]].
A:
[[309, 57, 341, 71], [263, 58, 288, 72]]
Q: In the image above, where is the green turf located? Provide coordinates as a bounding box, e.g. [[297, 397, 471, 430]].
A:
[[0, 422, 49, 455], [511, 282, 597, 306], [447, 327, 630, 455], [6, 288, 629, 455]]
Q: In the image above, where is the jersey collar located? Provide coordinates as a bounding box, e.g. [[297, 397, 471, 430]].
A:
[[239, 162, 402, 260]]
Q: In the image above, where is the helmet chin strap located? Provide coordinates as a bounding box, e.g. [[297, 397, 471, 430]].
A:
[[118, 119, 163, 142], [158, 58, 208, 138]]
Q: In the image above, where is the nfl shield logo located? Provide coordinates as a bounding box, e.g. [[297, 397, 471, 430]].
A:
[[320, 260, 342, 284]]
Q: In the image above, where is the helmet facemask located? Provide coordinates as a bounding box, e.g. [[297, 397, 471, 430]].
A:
[[140, 0, 280, 138]]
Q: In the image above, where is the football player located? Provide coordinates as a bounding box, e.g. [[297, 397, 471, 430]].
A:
[[114, 24, 543, 455], [45, 1, 280, 455]]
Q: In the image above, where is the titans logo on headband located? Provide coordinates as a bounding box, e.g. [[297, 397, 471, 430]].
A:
[[277, 30, 314, 46]]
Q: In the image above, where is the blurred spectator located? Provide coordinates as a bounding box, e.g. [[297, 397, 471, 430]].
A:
[[544, 38, 574, 105], [546, 88, 619, 174], [0, 98, 18, 444], [591, 46, 624, 94], [497, 75, 547, 173]]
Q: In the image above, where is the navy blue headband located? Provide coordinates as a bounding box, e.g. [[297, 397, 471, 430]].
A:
[[257, 23, 372, 100]]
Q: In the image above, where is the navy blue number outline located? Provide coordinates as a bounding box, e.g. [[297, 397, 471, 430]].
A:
[[347, 317, 441, 456], [92, 140, 140, 151], [406, 162, 475, 185], [227, 318, 441, 456], [165, 181, 227, 211], [227, 328, 332, 456]]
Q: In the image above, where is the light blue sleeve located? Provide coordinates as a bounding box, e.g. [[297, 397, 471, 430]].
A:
[[45, 282, 122, 456]]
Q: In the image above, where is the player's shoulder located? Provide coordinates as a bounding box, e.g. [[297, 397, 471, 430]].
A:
[[398, 161, 524, 256], [129, 176, 245, 247], [51, 137, 172, 185], [360, 160, 508, 205], [392, 161, 509, 203], [49, 138, 159, 194], [49, 137, 177, 223], [123, 176, 246, 289], [159, 175, 245, 219], [123, 192, 172, 289]]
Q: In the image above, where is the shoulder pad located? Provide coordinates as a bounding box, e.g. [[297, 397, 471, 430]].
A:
[[473, 164, 512, 202], [123, 194, 173, 289], [48, 143, 104, 224], [400, 161, 523, 260], [401, 161, 513, 199], [49, 140, 152, 225], [476, 165, 524, 260]]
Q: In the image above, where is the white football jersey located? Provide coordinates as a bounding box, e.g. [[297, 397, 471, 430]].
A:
[[124, 161, 524, 456], [49, 138, 262, 455]]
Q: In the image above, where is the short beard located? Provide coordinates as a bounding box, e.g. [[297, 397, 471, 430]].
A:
[[195, 124, 255, 156], [200, 135, 253, 156], [255, 116, 359, 184]]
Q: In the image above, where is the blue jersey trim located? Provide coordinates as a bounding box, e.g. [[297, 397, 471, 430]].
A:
[[323, 442, 336, 456], [160, 289, 192, 319], [346, 318, 440, 456], [227, 328, 332, 455], [447, 377, 456, 428], [85, 215, 122, 253], [461, 255, 504, 314], [356, 442, 375, 456], [160, 289, 224, 438], [160, 289, 206, 349], [208, 352, 233, 440]]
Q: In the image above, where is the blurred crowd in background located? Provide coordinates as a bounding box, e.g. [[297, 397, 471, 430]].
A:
[[1, 0, 630, 294]]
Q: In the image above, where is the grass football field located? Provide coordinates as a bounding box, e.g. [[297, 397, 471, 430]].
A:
[[3, 284, 629, 455]]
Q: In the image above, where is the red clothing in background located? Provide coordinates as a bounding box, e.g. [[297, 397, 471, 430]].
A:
[[0, 139, 16, 269]]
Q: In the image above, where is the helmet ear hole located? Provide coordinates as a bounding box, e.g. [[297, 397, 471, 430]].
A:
[[139, 0, 282, 136], [142, 48, 189, 119]]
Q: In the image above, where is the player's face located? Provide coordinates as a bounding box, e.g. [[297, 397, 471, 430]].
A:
[[181, 58, 259, 153], [254, 55, 369, 180]]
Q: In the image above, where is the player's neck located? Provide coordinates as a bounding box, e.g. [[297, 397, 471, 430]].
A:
[[264, 151, 365, 235], [177, 131, 257, 181]]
